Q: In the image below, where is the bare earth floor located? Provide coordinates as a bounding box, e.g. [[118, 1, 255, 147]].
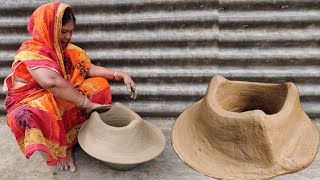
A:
[[0, 116, 319, 180]]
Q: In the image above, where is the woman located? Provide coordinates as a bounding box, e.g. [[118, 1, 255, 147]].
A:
[[3, 2, 137, 172]]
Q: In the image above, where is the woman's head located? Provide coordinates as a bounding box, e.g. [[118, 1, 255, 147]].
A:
[[27, 3, 75, 50], [61, 7, 76, 49], [26, 2, 74, 77]]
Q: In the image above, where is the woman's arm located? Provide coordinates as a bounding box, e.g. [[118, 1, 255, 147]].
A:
[[87, 63, 137, 99], [27, 67, 95, 109]]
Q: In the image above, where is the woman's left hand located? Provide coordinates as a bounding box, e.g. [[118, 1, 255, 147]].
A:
[[87, 64, 138, 99], [123, 73, 137, 99]]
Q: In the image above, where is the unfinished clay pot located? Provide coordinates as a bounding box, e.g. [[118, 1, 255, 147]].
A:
[[172, 75, 319, 179], [78, 102, 166, 170]]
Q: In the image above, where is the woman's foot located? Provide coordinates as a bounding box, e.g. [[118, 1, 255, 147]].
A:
[[57, 149, 77, 172]]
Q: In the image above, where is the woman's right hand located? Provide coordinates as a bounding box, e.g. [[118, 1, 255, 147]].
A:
[[79, 96, 112, 114], [86, 102, 112, 115]]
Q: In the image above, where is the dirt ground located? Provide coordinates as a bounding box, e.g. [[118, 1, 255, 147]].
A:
[[0, 116, 319, 180]]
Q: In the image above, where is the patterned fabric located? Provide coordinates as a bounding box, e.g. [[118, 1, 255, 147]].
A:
[[3, 2, 112, 166]]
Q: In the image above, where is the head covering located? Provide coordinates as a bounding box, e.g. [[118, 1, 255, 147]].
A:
[[3, 2, 71, 92], [27, 2, 70, 75], [172, 75, 319, 179], [78, 102, 166, 170]]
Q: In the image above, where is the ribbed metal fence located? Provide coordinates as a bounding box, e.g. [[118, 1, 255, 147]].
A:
[[1, 0, 319, 118], [219, 0, 320, 118]]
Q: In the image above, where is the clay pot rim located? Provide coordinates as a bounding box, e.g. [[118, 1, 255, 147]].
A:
[[92, 110, 143, 131], [208, 75, 297, 118]]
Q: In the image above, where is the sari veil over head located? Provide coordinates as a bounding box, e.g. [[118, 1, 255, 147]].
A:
[[4, 2, 68, 92], [3, 2, 112, 166]]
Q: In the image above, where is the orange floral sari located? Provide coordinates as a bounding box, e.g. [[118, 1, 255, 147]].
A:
[[3, 2, 111, 166]]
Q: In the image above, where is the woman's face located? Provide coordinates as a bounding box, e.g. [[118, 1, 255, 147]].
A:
[[60, 20, 74, 49]]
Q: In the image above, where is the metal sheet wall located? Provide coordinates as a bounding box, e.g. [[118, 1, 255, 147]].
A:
[[1, 0, 319, 118], [219, 0, 320, 118]]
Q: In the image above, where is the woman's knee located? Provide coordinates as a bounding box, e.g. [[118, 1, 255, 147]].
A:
[[83, 77, 110, 90], [81, 77, 112, 104]]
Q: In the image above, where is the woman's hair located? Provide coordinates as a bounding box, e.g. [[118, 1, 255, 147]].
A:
[[62, 7, 76, 25]]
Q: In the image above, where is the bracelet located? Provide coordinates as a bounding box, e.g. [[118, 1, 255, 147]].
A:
[[78, 96, 87, 108], [112, 70, 118, 80]]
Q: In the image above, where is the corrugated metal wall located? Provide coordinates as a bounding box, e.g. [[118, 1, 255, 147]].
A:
[[0, 0, 319, 118], [219, 0, 320, 118]]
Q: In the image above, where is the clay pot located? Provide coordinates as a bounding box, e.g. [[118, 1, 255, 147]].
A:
[[172, 75, 319, 179], [78, 102, 166, 170]]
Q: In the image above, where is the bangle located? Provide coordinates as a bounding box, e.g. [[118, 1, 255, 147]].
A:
[[78, 96, 87, 108], [112, 70, 118, 80]]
